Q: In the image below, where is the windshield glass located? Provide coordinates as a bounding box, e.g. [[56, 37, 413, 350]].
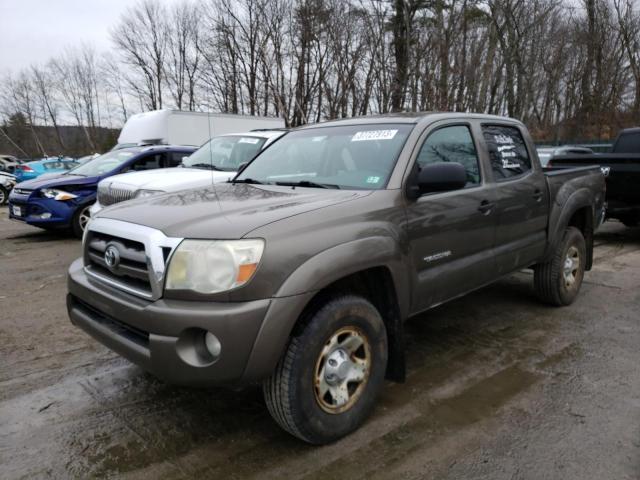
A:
[[184, 135, 267, 171], [235, 124, 413, 189], [68, 149, 140, 176]]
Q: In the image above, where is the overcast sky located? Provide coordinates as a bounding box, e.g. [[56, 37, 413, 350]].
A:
[[0, 0, 181, 73]]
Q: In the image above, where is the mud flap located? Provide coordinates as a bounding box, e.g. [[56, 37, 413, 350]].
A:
[[385, 315, 406, 382]]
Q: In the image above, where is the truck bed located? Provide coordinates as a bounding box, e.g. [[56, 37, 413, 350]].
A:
[[548, 154, 640, 219]]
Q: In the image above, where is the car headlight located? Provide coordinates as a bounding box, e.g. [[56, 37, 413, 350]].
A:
[[135, 189, 164, 198], [165, 239, 265, 294], [41, 188, 77, 201]]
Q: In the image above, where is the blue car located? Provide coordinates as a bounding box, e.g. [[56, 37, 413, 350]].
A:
[[14, 157, 79, 182], [8, 145, 195, 237]]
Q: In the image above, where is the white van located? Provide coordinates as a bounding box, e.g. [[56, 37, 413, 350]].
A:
[[114, 109, 285, 149], [91, 130, 286, 216]]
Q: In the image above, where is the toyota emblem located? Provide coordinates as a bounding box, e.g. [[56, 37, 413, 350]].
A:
[[104, 245, 120, 269]]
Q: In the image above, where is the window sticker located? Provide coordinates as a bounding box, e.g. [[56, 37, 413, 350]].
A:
[[494, 134, 520, 168], [238, 137, 260, 144], [311, 136, 327, 142], [366, 176, 381, 184], [351, 129, 398, 142]]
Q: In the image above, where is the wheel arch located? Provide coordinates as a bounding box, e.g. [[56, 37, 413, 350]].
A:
[[546, 189, 595, 270], [242, 237, 411, 383]]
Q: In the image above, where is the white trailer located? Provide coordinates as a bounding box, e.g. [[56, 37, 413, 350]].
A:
[[115, 110, 285, 149]]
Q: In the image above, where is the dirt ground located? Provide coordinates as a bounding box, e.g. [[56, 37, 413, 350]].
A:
[[1, 205, 639, 480]]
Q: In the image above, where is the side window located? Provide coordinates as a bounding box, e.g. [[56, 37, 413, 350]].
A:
[[416, 125, 481, 186], [130, 153, 162, 171], [167, 152, 185, 168], [482, 125, 531, 180]]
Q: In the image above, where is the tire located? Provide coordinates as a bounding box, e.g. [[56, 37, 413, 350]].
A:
[[263, 295, 388, 444], [0, 186, 8, 205], [71, 203, 92, 238], [534, 226, 586, 306]]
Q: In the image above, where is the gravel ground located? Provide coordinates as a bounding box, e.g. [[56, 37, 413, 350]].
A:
[[1, 206, 639, 479]]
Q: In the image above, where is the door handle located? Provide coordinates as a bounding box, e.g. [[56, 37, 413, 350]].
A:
[[478, 200, 494, 215], [533, 189, 543, 202]]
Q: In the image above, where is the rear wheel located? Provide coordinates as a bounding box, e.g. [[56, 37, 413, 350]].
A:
[[534, 226, 586, 306], [0, 186, 8, 205], [71, 204, 92, 238], [263, 295, 388, 444]]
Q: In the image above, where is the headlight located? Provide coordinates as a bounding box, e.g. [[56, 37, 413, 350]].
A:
[[165, 239, 265, 294], [41, 188, 77, 201], [135, 189, 164, 198]]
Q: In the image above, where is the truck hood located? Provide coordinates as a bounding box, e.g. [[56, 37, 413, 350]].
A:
[[97, 182, 372, 238], [16, 174, 96, 190], [102, 168, 233, 191]]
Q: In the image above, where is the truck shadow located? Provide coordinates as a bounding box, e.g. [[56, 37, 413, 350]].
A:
[[69, 272, 557, 478], [6, 228, 75, 243]]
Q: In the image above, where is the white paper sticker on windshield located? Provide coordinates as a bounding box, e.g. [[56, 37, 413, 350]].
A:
[[351, 130, 398, 142], [311, 136, 327, 142], [239, 137, 260, 144]]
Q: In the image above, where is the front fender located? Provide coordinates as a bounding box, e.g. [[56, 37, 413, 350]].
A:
[[241, 236, 412, 382], [275, 236, 412, 319]]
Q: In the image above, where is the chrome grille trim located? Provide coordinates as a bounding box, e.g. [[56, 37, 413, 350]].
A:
[[83, 218, 183, 301], [97, 184, 137, 206]]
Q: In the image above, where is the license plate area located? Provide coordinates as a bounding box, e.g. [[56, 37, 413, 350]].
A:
[[12, 205, 22, 217]]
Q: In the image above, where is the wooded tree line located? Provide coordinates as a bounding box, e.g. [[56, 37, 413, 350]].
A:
[[3, 0, 640, 156]]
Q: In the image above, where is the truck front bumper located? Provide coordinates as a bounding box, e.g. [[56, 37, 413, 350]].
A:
[[67, 258, 310, 386]]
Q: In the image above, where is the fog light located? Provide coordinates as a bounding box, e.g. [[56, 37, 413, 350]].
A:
[[34, 212, 52, 219], [205, 332, 221, 357], [176, 328, 222, 367]]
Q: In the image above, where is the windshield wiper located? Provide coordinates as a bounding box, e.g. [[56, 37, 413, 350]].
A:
[[232, 178, 266, 185], [185, 163, 223, 171], [275, 180, 340, 189]]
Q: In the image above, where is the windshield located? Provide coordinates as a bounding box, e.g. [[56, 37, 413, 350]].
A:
[[68, 149, 140, 176], [183, 135, 267, 171], [235, 124, 413, 189]]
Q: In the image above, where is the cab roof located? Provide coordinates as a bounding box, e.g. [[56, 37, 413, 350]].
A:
[[296, 112, 523, 129]]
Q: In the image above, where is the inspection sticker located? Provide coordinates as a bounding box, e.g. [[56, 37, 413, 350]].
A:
[[238, 137, 260, 144], [352, 129, 398, 142], [366, 176, 381, 184]]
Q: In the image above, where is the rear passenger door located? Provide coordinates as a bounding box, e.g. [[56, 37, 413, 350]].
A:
[[481, 124, 549, 274], [405, 123, 498, 313]]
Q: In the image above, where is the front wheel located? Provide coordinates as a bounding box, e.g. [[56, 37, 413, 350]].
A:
[[534, 226, 586, 306], [71, 203, 92, 238], [263, 295, 388, 444], [0, 186, 9, 205]]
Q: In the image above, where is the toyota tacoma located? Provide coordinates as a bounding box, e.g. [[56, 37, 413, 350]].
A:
[[67, 113, 606, 444]]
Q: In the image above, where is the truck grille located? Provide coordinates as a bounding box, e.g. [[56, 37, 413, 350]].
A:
[[85, 231, 153, 298], [98, 184, 136, 206]]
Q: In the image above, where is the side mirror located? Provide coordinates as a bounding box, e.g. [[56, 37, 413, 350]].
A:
[[408, 162, 467, 199]]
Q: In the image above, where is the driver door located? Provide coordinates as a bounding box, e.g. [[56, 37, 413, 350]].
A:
[[405, 123, 498, 314]]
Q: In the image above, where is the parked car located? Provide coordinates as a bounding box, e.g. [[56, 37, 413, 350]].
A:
[[8, 145, 195, 237], [547, 128, 640, 226], [113, 109, 285, 150], [0, 171, 17, 205], [537, 145, 593, 167], [14, 157, 79, 183], [68, 113, 605, 444], [0, 155, 21, 174], [91, 130, 286, 216]]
